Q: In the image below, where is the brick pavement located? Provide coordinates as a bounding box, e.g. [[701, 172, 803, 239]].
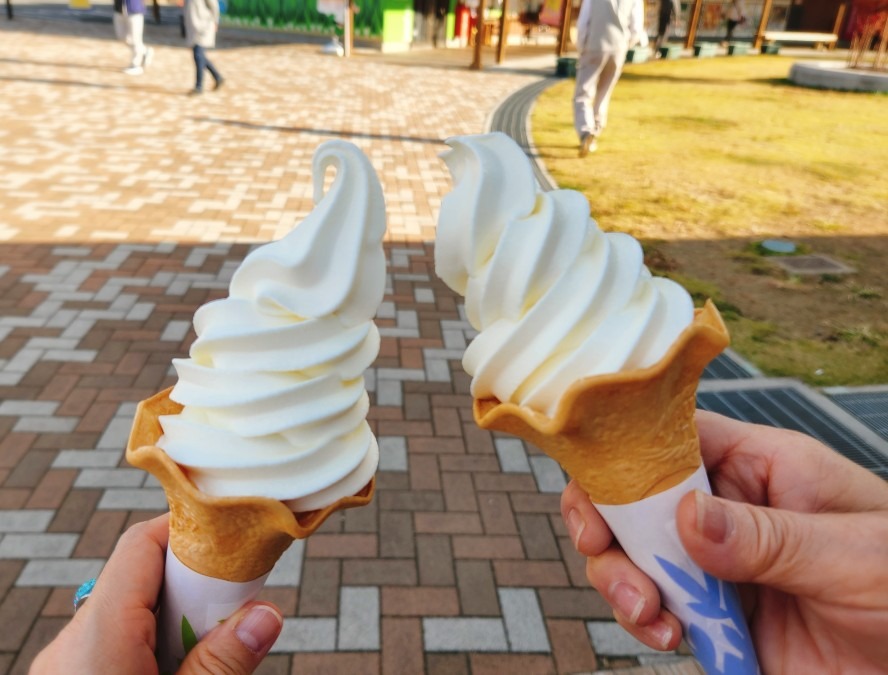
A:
[[0, 14, 703, 674]]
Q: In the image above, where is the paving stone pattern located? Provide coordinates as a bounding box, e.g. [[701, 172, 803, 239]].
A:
[[0, 17, 706, 674]]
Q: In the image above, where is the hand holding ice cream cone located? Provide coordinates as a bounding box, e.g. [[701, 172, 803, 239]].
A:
[[126, 140, 387, 671], [434, 132, 759, 674]]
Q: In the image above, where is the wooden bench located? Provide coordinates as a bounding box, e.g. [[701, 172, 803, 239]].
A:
[[762, 31, 839, 50]]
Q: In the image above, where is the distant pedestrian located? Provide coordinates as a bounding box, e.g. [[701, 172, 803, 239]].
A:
[[113, 0, 154, 75], [184, 0, 224, 95], [723, 0, 746, 44], [654, 0, 680, 53], [573, 0, 647, 157]]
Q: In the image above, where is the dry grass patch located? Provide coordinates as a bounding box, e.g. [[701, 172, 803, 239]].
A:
[[532, 55, 888, 385]]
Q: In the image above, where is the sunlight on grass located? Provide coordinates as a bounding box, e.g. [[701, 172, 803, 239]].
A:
[[532, 56, 888, 240], [532, 56, 888, 385], [730, 319, 888, 386]]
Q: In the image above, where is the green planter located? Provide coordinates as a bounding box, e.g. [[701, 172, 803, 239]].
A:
[[760, 42, 781, 54], [556, 57, 577, 78], [626, 46, 651, 63], [728, 42, 750, 55], [694, 42, 717, 57], [658, 44, 682, 59]]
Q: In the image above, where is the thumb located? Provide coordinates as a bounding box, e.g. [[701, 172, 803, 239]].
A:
[[676, 490, 858, 597], [178, 602, 283, 675]]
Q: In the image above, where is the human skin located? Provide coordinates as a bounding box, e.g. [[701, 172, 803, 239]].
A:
[[31, 514, 283, 675], [561, 410, 888, 674]]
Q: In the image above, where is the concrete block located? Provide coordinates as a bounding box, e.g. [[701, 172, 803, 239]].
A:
[[378, 436, 408, 472], [423, 618, 509, 652], [272, 618, 337, 652], [0, 534, 79, 559], [499, 588, 551, 652], [529, 456, 568, 493], [17, 559, 105, 586], [338, 587, 380, 650], [0, 511, 54, 533], [495, 438, 531, 473]]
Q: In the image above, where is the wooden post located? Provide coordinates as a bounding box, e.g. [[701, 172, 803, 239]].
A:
[[557, 0, 571, 56], [471, 0, 487, 69], [830, 2, 847, 50], [6, 0, 13, 20], [344, 0, 354, 57], [152, 0, 160, 23], [685, 0, 702, 48], [753, 0, 773, 49], [496, 0, 510, 63]]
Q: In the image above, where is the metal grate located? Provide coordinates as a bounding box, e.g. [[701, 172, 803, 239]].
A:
[[702, 352, 754, 380], [697, 388, 888, 479], [773, 255, 855, 276], [829, 392, 888, 442]]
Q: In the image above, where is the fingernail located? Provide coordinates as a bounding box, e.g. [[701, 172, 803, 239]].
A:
[[648, 618, 673, 649], [609, 581, 645, 624], [695, 491, 733, 544], [567, 508, 585, 549], [235, 605, 283, 654]]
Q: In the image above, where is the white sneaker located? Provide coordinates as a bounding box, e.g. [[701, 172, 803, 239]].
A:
[[579, 133, 598, 157], [142, 47, 154, 68], [123, 65, 144, 75]]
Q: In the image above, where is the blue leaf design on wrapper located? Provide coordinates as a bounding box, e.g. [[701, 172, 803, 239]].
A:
[[688, 600, 732, 619], [688, 623, 717, 672], [723, 623, 758, 671], [655, 556, 759, 675], [656, 556, 709, 601]]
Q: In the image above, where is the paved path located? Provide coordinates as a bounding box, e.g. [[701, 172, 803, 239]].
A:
[[4, 11, 888, 674], [0, 13, 711, 675]]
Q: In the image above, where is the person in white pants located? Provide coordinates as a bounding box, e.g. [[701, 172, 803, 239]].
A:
[[573, 0, 647, 157], [113, 0, 154, 75]]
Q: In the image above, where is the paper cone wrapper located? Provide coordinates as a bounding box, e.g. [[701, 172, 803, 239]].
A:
[[474, 300, 729, 505], [153, 550, 271, 674], [126, 387, 375, 670], [595, 466, 760, 675]]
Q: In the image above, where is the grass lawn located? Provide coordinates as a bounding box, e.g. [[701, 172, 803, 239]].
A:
[[531, 55, 888, 386]]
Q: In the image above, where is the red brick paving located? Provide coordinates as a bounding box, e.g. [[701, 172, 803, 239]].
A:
[[0, 16, 708, 674]]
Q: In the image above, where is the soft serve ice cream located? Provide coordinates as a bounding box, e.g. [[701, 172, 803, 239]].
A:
[[435, 132, 694, 416], [158, 140, 386, 511]]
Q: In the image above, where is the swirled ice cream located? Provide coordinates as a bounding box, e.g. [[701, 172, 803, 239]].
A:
[[436, 132, 694, 416], [158, 140, 386, 511]]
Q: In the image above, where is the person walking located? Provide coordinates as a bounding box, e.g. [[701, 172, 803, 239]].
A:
[[113, 0, 154, 75], [654, 0, 680, 53], [723, 0, 746, 44], [184, 0, 225, 95], [573, 0, 647, 157]]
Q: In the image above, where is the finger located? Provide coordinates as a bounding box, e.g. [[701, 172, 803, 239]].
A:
[[585, 547, 663, 627], [613, 607, 683, 652], [178, 601, 283, 675], [695, 410, 888, 512], [87, 513, 170, 616], [561, 479, 614, 556], [677, 490, 888, 601], [695, 409, 792, 478], [68, 514, 170, 661]]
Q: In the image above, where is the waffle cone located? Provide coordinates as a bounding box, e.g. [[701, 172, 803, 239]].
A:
[[474, 300, 729, 505], [126, 388, 375, 582]]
